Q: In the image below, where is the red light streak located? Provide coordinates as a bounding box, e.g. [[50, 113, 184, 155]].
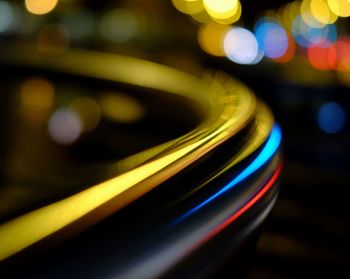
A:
[[202, 163, 282, 244]]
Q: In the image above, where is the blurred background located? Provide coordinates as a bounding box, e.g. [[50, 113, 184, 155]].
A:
[[0, 0, 348, 278]]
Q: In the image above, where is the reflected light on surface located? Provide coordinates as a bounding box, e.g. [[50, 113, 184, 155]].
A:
[[48, 108, 82, 145], [334, 37, 350, 71], [310, 0, 338, 24], [172, 0, 203, 15], [37, 23, 70, 53], [20, 77, 55, 125], [224, 27, 260, 65], [327, 0, 350, 17], [317, 102, 345, 134], [198, 23, 229, 56], [69, 97, 101, 132], [99, 92, 145, 123], [25, 0, 58, 15], [100, 9, 138, 43], [255, 19, 288, 59], [0, 1, 14, 32], [307, 44, 337, 70], [203, 0, 239, 21]]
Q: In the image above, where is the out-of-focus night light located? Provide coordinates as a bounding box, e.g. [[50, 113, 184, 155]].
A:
[[99, 93, 145, 123], [20, 77, 55, 125], [48, 108, 82, 145], [224, 27, 260, 64], [198, 23, 229, 56], [301, 0, 326, 28], [292, 16, 337, 47], [334, 37, 350, 71], [307, 44, 337, 70], [203, 0, 240, 22], [36, 23, 70, 53], [25, 0, 58, 15], [310, 0, 338, 24], [212, 1, 241, 24], [281, 1, 301, 32], [327, 0, 350, 17], [251, 50, 264, 64], [273, 34, 296, 63], [100, 9, 138, 43], [190, 8, 212, 23], [172, 0, 203, 15], [317, 102, 345, 134], [69, 97, 101, 132], [255, 19, 289, 59], [0, 1, 14, 32], [20, 77, 55, 112]]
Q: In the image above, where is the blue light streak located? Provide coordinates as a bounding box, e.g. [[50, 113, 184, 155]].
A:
[[170, 124, 282, 227]]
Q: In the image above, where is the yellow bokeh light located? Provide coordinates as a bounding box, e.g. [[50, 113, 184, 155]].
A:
[[25, 0, 58, 15], [99, 92, 145, 123], [281, 3, 293, 31], [198, 23, 230, 56], [273, 7, 286, 26], [69, 97, 101, 132], [21, 77, 54, 112], [301, 0, 326, 28], [281, 1, 301, 32], [213, 1, 241, 24], [327, 0, 350, 17], [289, 1, 302, 21], [311, 0, 338, 24], [190, 8, 213, 24], [203, 0, 239, 20], [20, 77, 55, 125], [172, 0, 203, 15]]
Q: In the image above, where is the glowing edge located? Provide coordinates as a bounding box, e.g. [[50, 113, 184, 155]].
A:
[[170, 124, 282, 226], [202, 163, 282, 245]]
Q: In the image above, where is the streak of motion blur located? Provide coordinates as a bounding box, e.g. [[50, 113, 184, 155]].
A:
[[0, 0, 348, 278]]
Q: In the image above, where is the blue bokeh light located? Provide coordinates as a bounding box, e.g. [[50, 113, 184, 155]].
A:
[[255, 18, 288, 59], [317, 102, 346, 134], [292, 16, 337, 48], [0, 1, 14, 33]]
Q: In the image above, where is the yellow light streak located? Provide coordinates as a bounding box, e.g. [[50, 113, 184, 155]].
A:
[[0, 45, 257, 261]]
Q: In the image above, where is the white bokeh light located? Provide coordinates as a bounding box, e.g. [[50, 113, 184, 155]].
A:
[[48, 108, 82, 145], [223, 27, 260, 64]]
